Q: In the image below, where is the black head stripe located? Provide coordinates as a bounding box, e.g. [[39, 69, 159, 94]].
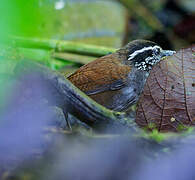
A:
[[126, 40, 158, 55], [129, 49, 153, 64]]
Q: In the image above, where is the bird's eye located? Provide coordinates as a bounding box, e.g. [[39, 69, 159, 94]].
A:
[[154, 47, 161, 55], [147, 50, 153, 56]]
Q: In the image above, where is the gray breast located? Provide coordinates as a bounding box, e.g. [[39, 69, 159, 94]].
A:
[[109, 68, 149, 112]]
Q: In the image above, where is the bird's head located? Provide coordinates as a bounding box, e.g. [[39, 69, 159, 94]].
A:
[[121, 40, 176, 71]]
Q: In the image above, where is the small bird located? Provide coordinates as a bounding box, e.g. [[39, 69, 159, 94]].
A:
[[68, 40, 175, 112]]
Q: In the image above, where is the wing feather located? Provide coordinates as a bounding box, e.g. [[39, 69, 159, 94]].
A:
[[68, 53, 131, 94]]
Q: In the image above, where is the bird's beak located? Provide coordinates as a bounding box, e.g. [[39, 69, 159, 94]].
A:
[[161, 50, 176, 58]]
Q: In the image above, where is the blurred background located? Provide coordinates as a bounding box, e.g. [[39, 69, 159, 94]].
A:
[[0, 0, 194, 179], [1, 0, 194, 47], [0, 0, 194, 72]]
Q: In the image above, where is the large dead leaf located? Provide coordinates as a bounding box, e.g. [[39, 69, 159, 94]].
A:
[[136, 46, 195, 132]]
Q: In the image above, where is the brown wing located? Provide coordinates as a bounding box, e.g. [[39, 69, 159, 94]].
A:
[[67, 53, 131, 93]]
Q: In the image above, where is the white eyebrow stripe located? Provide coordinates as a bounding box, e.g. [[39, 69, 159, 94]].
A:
[[128, 45, 160, 60]]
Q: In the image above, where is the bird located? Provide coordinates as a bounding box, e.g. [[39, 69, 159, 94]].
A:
[[68, 40, 175, 113]]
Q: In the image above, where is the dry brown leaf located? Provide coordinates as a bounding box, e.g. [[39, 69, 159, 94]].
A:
[[136, 46, 195, 132]]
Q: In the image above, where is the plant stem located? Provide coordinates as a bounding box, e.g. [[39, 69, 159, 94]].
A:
[[11, 36, 116, 57], [17, 47, 72, 70], [52, 52, 96, 64]]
